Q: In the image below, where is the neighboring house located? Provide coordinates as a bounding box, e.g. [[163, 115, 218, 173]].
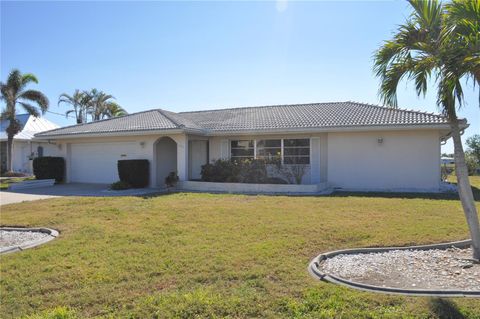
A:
[[1, 114, 60, 173], [441, 157, 455, 165], [34, 101, 466, 192]]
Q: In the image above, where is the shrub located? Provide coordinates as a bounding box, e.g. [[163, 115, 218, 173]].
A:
[[33, 157, 65, 182], [165, 172, 179, 188], [117, 160, 149, 188], [110, 180, 131, 190], [201, 158, 270, 183], [1, 171, 28, 178]]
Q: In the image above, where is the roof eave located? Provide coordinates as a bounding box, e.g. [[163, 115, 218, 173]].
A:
[[32, 122, 465, 140], [204, 123, 460, 136], [33, 128, 191, 140]]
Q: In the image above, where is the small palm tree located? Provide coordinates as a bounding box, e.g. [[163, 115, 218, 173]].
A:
[[374, 0, 480, 259], [105, 102, 128, 118], [58, 89, 88, 124], [0, 69, 49, 172]]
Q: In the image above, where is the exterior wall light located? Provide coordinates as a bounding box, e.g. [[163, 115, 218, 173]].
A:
[[377, 137, 384, 144]]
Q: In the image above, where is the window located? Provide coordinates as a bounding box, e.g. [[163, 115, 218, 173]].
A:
[[283, 139, 310, 164], [230, 140, 254, 160], [37, 146, 44, 158], [230, 138, 310, 164], [256, 139, 281, 161]]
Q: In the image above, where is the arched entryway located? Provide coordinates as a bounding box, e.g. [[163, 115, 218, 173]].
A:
[[154, 137, 177, 188]]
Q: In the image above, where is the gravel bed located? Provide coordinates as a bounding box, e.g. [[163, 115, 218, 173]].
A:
[[320, 247, 480, 291], [0, 230, 50, 249]]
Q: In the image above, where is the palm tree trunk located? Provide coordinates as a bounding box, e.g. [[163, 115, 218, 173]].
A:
[[450, 118, 480, 260], [6, 135, 14, 172]]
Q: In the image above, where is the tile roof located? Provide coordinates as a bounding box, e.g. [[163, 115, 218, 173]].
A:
[[35, 101, 452, 138]]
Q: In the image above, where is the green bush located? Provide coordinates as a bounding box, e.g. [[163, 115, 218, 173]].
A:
[[465, 152, 479, 175], [110, 181, 131, 190], [33, 157, 65, 182], [201, 159, 272, 183], [117, 160, 149, 188], [165, 172, 179, 187]]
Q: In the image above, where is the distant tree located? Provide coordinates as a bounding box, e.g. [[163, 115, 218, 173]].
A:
[[0, 69, 49, 172], [466, 135, 480, 166], [58, 90, 89, 124], [104, 102, 128, 118], [85, 89, 125, 121], [374, 0, 480, 259]]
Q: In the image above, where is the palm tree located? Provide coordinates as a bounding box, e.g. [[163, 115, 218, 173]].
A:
[[58, 89, 88, 124], [374, 0, 480, 259], [105, 102, 128, 118], [85, 89, 124, 121], [0, 69, 49, 172]]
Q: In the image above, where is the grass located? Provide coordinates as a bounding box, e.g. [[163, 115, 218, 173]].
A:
[[0, 177, 479, 318]]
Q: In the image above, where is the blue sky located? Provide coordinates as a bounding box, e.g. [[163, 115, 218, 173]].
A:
[[1, 0, 478, 153]]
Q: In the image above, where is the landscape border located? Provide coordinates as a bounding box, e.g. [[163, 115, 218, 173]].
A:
[[308, 239, 480, 297], [0, 227, 59, 254]]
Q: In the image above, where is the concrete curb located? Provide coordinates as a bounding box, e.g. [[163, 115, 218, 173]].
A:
[[308, 239, 480, 298], [0, 227, 59, 254]]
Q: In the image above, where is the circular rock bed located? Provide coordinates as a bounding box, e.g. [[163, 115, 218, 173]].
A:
[[309, 240, 480, 297], [0, 227, 58, 254]]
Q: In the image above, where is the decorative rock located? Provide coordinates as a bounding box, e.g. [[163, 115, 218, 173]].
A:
[[320, 247, 480, 291], [0, 228, 58, 254]]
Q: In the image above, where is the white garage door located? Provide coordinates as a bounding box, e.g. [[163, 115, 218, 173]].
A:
[[70, 142, 139, 183]]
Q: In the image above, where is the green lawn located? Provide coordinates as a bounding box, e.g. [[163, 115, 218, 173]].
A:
[[1, 178, 480, 318]]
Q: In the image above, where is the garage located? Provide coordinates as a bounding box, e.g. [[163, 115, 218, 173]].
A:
[[69, 142, 140, 183]]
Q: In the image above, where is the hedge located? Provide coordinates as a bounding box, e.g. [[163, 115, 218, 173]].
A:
[[201, 158, 285, 184], [33, 157, 65, 182], [117, 159, 149, 188]]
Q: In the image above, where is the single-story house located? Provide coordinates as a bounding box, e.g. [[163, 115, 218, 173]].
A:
[[1, 114, 59, 174], [34, 101, 466, 192]]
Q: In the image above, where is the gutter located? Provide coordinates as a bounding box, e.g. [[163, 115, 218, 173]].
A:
[[32, 123, 467, 141], [205, 123, 465, 136], [33, 128, 196, 141]]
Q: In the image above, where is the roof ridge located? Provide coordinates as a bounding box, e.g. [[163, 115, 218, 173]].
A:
[[156, 109, 184, 128], [178, 102, 346, 114], [345, 101, 446, 118]]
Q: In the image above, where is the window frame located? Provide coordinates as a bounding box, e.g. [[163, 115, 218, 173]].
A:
[[230, 138, 310, 164], [230, 140, 255, 160]]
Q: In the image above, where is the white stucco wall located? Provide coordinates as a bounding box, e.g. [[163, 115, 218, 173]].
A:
[[52, 134, 188, 187], [327, 130, 441, 191], [9, 141, 60, 174], [42, 128, 443, 192]]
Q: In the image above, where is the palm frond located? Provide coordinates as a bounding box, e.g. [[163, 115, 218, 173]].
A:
[[21, 73, 39, 86], [18, 90, 49, 113], [18, 102, 40, 117]]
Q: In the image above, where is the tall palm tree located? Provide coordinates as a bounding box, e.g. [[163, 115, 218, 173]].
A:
[[58, 89, 88, 124], [85, 89, 124, 121], [0, 69, 49, 172], [374, 0, 480, 259]]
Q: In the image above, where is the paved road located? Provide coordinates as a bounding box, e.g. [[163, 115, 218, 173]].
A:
[[0, 192, 58, 206], [0, 183, 163, 206]]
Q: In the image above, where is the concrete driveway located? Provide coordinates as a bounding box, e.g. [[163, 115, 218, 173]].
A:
[[0, 183, 163, 206]]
